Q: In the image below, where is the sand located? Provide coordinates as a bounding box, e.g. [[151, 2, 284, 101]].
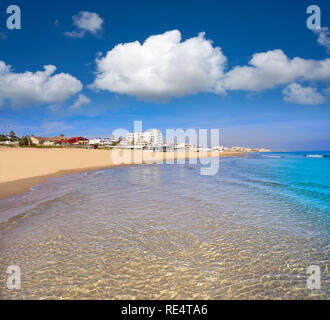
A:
[[0, 147, 244, 199]]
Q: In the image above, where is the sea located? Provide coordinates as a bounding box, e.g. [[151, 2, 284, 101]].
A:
[[0, 151, 329, 299]]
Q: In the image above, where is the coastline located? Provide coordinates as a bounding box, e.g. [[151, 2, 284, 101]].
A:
[[2, 150, 328, 300], [0, 147, 245, 200]]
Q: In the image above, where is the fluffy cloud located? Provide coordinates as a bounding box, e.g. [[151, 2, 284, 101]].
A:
[[282, 83, 327, 105], [0, 61, 83, 107], [65, 11, 103, 38], [91, 30, 227, 101], [313, 27, 330, 54], [221, 49, 330, 91], [91, 31, 330, 104], [70, 94, 90, 110]]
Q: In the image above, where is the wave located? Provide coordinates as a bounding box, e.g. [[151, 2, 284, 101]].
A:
[[245, 178, 287, 189], [262, 155, 282, 158], [305, 154, 329, 158]]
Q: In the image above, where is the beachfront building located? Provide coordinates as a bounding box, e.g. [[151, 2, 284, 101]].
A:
[[55, 137, 89, 146], [174, 143, 196, 151], [212, 145, 225, 152], [126, 129, 163, 148], [229, 146, 272, 152], [0, 134, 19, 145], [0, 135, 19, 145], [162, 142, 175, 151], [31, 136, 64, 146], [231, 146, 253, 152], [88, 138, 115, 146]]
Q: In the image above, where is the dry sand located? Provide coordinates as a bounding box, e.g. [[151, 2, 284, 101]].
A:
[[0, 147, 244, 199]]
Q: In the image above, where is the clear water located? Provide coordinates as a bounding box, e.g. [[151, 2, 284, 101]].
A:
[[0, 152, 329, 299]]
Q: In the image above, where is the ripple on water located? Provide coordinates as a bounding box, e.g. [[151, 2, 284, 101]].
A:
[[0, 159, 329, 299]]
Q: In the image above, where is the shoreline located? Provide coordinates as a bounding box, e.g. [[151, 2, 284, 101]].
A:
[[0, 147, 245, 200]]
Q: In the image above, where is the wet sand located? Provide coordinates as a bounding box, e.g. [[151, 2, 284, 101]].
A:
[[0, 147, 244, 199]]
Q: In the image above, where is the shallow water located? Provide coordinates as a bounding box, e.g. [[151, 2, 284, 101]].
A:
[[0, 152, 329, 299]]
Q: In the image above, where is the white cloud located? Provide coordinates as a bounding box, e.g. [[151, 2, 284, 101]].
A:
[[0, 61, 83, 107], [91, 30, 227, 101], [282, 83, 327, 105], [221, 49, 330, 91], [70, 94, 90, 110], [65, 11, 103, 38], [64, 30, 85, 39], [313, 27, 330, 53], [91, 31, 330, 104]]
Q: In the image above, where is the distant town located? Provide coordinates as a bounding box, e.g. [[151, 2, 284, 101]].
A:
[[0, 130, 271, 153]]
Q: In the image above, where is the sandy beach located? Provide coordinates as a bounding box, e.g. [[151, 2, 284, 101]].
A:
[[2, 150, 328, 300], [0, 147, 244, 199]]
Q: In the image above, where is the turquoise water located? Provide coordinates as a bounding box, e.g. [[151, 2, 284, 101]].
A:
[[0, 152, 329, 299], [222, 152, 330, 235], [243, 152, 330, 214]]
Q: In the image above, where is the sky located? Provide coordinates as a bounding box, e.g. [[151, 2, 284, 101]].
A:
[[0, 0, 329, 150]]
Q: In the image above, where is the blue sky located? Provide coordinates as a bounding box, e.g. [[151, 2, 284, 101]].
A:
[[0, 0, 329, 150]]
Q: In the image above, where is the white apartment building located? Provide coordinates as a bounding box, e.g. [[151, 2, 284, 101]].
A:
[[126, 129, 163, 147], [88, 138, 114, 145], [212, 145, 225, 152]]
